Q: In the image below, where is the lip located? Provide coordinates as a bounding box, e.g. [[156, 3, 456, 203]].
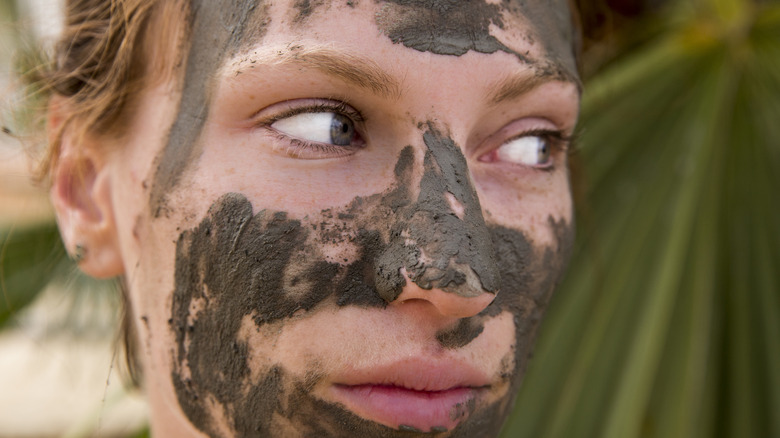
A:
[[327, 358, 490, 432]]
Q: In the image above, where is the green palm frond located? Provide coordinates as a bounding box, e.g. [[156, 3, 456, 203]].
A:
[[504, 1, 780, 437], [0, 222, 67, 328]]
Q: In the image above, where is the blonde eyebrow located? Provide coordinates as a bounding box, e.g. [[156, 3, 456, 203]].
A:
[[487, 72, 552, 104], [224, 43, 402, 99]]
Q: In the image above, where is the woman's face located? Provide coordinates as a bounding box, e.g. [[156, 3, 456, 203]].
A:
[[104, 1, 579, 436]]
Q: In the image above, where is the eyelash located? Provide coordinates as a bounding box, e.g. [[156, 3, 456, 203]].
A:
[[510, 128, 571, 146], [261, 100, 366, 158], [565, 130, 581, 157], [259, 100, 575, 168], [496, 128, 573, 171], [269, 131, 358, 158], [265, 101, 366, 125]]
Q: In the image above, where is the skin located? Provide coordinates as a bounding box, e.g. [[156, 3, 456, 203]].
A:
[[53, 1, 580, 436]]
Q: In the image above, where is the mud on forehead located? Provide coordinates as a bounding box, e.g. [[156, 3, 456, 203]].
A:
[[288, 0, 577, 69], [289, 0, 578, 78], [374, 0, 577, 79]]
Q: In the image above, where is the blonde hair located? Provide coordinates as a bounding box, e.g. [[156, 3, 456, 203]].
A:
[[24, 0, 188, 386], [32, 0, 185, 181]]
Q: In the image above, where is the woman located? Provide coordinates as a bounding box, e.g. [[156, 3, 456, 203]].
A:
[[43, 0, 580, 436]]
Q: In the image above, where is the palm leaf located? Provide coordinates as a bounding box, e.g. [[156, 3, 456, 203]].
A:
[[0, 222, 67, 327], [504, 0, 780, 437]]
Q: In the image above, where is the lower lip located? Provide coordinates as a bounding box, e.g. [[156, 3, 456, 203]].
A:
[[330, 384, 478, 432]]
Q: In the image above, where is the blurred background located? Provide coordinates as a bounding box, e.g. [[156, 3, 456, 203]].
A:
[[1, 0, 778, 436], [1, 0, 148, 436]]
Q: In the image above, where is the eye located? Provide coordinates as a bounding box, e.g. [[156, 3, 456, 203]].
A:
[[261, 100, 367, 159], [479, 129, 567, 169], [496, 135, 551, 166], [271, 112, 359, 147]]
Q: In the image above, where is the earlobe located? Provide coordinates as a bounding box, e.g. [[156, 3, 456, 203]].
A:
[[49, 104, 124, 279]]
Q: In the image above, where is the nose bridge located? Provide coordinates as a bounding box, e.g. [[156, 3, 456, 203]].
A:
[[374, 125, 501, 304], [416, 128, 484, 232]]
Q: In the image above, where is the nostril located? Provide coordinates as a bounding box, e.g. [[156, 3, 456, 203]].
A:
[[394, 269, 496, 318], [444, 191, 465, 220]]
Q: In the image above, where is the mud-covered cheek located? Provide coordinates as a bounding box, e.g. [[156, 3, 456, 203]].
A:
[[166, 125, 573, 436]]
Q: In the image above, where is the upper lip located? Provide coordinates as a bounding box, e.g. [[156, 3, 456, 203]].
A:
[[330, 356, 492, 392]]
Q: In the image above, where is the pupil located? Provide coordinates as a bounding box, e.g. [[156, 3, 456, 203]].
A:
[[330, 114, 354, 146], [539, 140, 549, 162]]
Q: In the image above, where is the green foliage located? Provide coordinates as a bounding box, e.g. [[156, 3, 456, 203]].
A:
[[128, 426, 150, 438], [504, 1, 780, 437], [0, 222, 67, 327]]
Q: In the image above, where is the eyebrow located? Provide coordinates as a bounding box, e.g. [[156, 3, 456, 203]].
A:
[[225, 43, 578, 106], [224, 44, 402, 100], [487, 72, 557, 105]]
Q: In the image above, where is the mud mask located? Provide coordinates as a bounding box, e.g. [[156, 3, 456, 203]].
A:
[[148, 1, 578, 436], [170, 126, 573, 436]]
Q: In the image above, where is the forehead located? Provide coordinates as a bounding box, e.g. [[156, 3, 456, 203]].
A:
[[204, 0, 576, 79], [147, 0, 578, 213]]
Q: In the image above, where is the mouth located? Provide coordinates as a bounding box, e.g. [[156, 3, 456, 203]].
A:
[[327, 358, 491, 433]]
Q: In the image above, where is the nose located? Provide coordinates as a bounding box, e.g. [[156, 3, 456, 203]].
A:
[[371, 125, 502, 316], [391, 269, 495, 318]]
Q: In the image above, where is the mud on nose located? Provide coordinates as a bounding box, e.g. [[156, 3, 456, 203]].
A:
[[445, 191, 465, 219], [394, 268, 496, 318], [374, 125, 501, 302]]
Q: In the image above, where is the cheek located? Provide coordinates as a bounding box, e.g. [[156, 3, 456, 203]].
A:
[[110, 83, 182, 264], [157, 122, 573, 435], [474, 166, 573, 247]]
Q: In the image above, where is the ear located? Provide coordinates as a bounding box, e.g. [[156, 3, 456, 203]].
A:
[[49, 99, 124, 278]]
